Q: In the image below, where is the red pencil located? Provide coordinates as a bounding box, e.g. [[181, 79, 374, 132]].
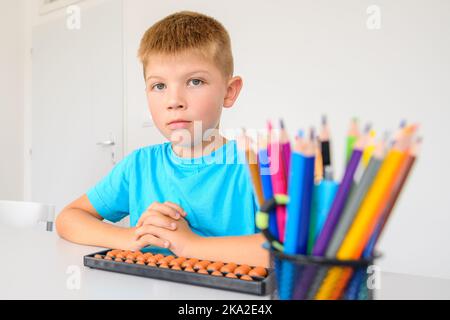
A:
[[268, 120, 288, 242], [279, 119, 291, 179]]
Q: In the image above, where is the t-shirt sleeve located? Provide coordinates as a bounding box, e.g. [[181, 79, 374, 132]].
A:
[[86, 151, 136, 223]]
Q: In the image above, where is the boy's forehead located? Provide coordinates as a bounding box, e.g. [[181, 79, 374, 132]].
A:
[[145, 51, 219, 79]]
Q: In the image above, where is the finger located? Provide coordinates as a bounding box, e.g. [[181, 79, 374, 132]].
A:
[[136, 210, 156, 228], [136, 202, 185, 227], [136, 201, 163, 227], [134, 224, 158, 239], [141, 214, 177, 230], [136, 208, 176, 228], [135, 234, 170, 249], [150, 202, 183, 219], [134, 224, 175, 240], [163, 201, 188, 217]]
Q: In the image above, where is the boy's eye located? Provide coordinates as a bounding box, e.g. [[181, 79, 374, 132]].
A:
[[188, 78, 204, 87], [152, 83, 166, 91]]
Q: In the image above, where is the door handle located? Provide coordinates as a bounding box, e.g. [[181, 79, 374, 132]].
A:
[[96, 140, 115, 147]]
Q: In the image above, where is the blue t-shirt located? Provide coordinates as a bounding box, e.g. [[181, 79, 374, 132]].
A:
[[86, 139, 259, 253]]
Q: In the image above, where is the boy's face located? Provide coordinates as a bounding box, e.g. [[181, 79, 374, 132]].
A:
[[144, 50, 241, 147]]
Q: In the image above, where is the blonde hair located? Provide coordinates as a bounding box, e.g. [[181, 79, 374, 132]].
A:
[[138, 11, 234, 78]]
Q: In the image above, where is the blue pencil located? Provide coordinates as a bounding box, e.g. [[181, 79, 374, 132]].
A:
[[307, 180, 339, 254], [284, 153, 306, 254], [279, 132, 315, 300], [284, 132, 315, 254], [258, 134, 279, 240], [362, 223, 379, 258]]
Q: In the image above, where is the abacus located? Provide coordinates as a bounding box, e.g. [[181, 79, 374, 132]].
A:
[[84, 249, 275, 296]]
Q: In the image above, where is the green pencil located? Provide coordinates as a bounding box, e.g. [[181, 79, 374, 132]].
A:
[[345, 118, 359, 164]]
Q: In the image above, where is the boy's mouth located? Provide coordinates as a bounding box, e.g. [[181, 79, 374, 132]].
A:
[[167, 119, 192, 130]]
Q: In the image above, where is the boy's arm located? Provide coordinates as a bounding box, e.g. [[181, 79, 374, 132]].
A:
[[186, 233, 270, 267], [55, 194, 136, 250]]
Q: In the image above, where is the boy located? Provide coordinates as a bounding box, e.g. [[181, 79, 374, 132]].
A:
[[56, 11, 269, 267]]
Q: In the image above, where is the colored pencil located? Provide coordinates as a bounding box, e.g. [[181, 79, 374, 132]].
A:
[[280, 119, 292, 178], [312, 131, 368, 257], [314, 267, 344, 300], [284, 129, 315, 299], [314, 136, 324, 183], [325, 136, 386, 258], [337, 129, 414, 260], [353, 123, 373, 183], [345, 118, 359, 165], [280, 130, 314, 300], [319, 115, 333, 180], [307, 180, 339, 254], [268, 121, 288, 242], [362, 130, 376, 167], [257, 133, 279, 240], [284, 130, 316, 254], [237, 129, 265, 207], [343, 268, 366, 300], [363, 136, 421, 257], [329, 267, 354, 300], [303, 267, 327, 300]]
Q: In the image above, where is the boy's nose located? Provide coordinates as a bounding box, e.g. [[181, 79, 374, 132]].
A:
[[167, 103, 186, 110], [166, 92, 187, 111]]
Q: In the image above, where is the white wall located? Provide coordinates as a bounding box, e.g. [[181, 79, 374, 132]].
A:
[[0, 0, 26, 200], [124, 0, 450, 279]]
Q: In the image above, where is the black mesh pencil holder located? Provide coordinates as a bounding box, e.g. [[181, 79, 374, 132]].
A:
[[256, 195, 380, 300], [268, 248, 380, 300]]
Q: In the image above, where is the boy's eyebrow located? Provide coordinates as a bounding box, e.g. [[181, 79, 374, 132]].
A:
[[146, 70, 211, 82]]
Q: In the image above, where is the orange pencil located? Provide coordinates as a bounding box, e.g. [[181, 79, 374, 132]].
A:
[[237, 129, 264, 207], [378, 136, 420, 237], [363, 136, 421, 257], [329, 268, 354, 300]]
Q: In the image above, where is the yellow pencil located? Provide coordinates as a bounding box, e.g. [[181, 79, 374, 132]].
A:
[[315, 267, 344, 300], [362, 130, 376, 167]]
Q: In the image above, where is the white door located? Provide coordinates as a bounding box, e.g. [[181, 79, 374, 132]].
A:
[[31, 0, 124, 219]]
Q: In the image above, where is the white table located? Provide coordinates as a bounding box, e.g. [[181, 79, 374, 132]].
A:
[[1, 226, 450, 299]]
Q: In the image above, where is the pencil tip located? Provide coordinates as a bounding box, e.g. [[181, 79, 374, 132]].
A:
[[364, 123, 372, 133], [400, 119, 407, 128], [267, 120, 273, 131], [297, 129, 304, 138], [321, 115, 327, 126], [310, 127, 316, 140]]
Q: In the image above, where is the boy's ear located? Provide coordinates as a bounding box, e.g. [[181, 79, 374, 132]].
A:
[[223, 76, 243, 109]]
